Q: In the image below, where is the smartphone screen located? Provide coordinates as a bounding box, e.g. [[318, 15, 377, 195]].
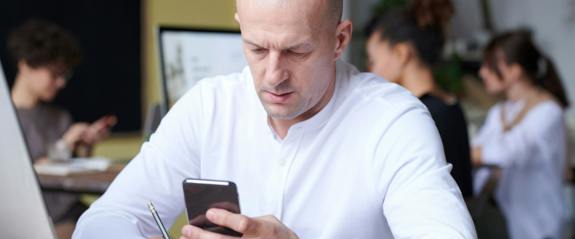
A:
[[182, 178, 242, 236]]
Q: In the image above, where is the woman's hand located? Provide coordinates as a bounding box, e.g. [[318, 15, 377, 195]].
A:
[[61, 115, 117, 157], [81, 115, 117, 145], [62, 123, 90, 149], [471, 147, 483, 167]]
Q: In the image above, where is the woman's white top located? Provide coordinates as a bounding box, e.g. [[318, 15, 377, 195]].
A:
[[473, 100, 567, 239]]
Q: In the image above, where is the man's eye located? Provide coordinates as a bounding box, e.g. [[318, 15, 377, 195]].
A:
[[252, 48, 268, 55], [288, 50, 308, 58]]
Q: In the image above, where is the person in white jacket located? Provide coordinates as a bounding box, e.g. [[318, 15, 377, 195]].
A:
[[473, 29, 570, 239]]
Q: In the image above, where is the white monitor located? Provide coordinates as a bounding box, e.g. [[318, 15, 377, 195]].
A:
[[158, 27, 247, 108], [0, 60, 55, 238]]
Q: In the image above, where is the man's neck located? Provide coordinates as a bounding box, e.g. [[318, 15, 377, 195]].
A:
[[269, 70, 337, 140], [11, 75, 39, 109]]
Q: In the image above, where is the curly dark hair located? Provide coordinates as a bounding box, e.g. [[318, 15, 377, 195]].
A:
[[7, 19, 81, 70]]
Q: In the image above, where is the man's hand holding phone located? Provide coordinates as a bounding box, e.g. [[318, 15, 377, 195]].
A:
[[180, 208, 299, 239], [181, 178, 299, 239]]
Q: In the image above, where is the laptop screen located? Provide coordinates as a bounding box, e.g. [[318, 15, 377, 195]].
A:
[[0, 60, 55, 238]]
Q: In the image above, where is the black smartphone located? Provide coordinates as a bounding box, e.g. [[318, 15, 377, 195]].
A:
[[182, 178, 242, 236]]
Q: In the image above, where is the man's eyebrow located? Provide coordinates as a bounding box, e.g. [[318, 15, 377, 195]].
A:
[[287, 42, 314, 50], [243, 39, 262, 48], [243, 38, 314, 50]]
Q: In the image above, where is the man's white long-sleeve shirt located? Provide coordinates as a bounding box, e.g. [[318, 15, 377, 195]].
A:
[[74, 61, 476, 238]]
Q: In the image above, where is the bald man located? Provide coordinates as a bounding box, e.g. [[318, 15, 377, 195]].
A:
[[73, 0, 476, 238]]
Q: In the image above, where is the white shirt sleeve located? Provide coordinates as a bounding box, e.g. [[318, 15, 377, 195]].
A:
[[471, 104, 501, 147], [375, 105, 477, 238], [73, 86, 204, 239]]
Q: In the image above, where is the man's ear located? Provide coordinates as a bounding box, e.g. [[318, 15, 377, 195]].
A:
[[234, 13, 240, 24], [334, 20, 352, 61]]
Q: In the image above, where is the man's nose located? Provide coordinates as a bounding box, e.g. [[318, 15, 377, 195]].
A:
[[264, 51, 288, 87]]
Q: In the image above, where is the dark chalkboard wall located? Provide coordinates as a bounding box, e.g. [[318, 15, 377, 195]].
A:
[[0, 0, 142, 132]]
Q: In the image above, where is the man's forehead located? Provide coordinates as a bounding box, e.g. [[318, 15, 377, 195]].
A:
[[236, 0, 325, 19], [237, 0, 331, 32], [236, 0, 322, 8]]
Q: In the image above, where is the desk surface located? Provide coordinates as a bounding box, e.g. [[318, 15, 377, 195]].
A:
[[38, 164, 124, 195]]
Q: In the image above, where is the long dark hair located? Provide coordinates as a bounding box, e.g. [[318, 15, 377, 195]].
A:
[[483, 30, 570, 108], [365, 0, 454, 68]]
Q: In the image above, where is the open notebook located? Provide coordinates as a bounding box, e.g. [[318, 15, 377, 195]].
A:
[[34, 157, 111, 176]]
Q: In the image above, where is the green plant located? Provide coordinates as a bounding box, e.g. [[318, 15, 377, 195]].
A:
[[434, 54, 465, 94]]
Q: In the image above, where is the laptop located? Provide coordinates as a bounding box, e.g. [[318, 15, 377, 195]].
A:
[[0, 60, 56, 238]]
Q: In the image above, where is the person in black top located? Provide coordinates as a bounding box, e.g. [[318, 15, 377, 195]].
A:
[[419, 94, 472, 198], [364, 0, 473, 198]]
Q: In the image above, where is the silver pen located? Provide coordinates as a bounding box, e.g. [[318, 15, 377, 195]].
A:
[[147, 202, 172, 239]]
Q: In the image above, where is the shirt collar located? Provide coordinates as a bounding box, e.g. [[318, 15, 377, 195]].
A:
[[247, 61, 348, 142]]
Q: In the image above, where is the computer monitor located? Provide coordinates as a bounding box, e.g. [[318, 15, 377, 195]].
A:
[[0, 60, 55, 238], [158, 27, 247, 108]]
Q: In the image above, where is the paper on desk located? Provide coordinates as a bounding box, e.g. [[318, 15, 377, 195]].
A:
[[34, 157, 111, 176]]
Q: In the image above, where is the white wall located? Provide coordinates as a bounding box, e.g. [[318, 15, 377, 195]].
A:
[[345, 0, 380, 70], [348, 0, 380, 27], [450, 0, 483, 40]]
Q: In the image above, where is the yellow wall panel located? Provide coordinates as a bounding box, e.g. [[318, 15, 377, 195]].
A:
[[95, 0, 238, 160]]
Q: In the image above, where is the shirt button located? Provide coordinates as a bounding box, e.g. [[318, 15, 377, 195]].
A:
[[279, 159, 287, 166]]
